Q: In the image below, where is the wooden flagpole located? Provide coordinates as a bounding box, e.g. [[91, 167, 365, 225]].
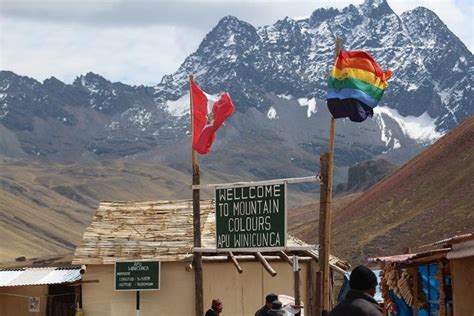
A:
[[329, 37, 341, 192], [319, 36, 341, 316], [190, 74, 204, 316]]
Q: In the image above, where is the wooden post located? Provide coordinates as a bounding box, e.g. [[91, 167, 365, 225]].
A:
[[307, 260, 319, 316], [329, 269, 335, 307], [190, 74, 204, 316], [380, 262, 388, 316], [136, 291, 140, 316], [315, 271, 322, 316], [73, 283, 83, 309], [319, 37, 342, 315], [318, 153, 330, 315], [328, 36, 341, 173], [413, 267, 419, 316], [293, 255, 301, 315]]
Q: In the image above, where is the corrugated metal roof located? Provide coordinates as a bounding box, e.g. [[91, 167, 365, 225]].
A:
[[368, 248, 450, 264], [419, 232, 474, 248], [0, 267, 81, 287], [368, 253, 416, 263]]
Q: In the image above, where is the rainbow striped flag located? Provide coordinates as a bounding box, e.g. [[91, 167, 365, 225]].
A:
[[327, 50, 392, 122]]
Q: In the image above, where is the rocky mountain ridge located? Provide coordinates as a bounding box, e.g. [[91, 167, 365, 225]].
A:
[[0, 0, 472, 184], [155, 0, 472, 130], [334, 158, 397, 195]]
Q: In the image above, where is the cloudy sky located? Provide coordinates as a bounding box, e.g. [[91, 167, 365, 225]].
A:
[[1, 0, 472, 86]]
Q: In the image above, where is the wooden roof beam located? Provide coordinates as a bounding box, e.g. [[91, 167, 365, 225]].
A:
[[305, 250, 319, 262], [227, 252, 243, 274], [279, 250, 293, 266], [255, 252, 277, 277], [304, 250, 348, 275]]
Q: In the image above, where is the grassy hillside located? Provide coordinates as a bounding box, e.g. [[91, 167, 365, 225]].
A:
[[3, 117, 471, 264], [288, 193, 362, 238], [0, 159, 188, 261], [289, 117, 474, 264]]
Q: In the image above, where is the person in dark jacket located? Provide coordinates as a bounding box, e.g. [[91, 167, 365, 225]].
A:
[[255, 293, 278, 316], [329, 265, 383, 316], [205, 299, 223, 316]]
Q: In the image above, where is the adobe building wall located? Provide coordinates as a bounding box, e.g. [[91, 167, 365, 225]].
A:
[[0, 285, 48, 316], [203, 261, 308, 315], [81, 260, 309, 315], [451, 256, 474, 316]]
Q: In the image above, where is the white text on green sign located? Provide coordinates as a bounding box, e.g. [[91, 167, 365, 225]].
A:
[[114, 261, 160, 291], [215, 183, 286, 251]]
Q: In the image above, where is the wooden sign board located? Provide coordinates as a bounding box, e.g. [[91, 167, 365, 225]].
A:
[[114, 261, 160, 291], [215, 182, 286, 252]]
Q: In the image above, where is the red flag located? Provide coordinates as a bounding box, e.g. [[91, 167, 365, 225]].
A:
[[191, 81, 234, 155], [191, 81, 208, 146]]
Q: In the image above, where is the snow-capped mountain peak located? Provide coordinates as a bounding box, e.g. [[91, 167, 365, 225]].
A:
[[0, 1, 471, 180], [153, 0, 471, 133]]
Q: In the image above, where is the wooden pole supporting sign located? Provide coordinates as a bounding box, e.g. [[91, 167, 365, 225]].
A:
[[318, 153, 330, 315], [293, 255, 301, 315], [319, 36, 342, 316], [136, 291, 140, 316]]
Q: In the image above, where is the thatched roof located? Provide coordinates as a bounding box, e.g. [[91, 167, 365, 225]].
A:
[[72, 200, 349, 270]]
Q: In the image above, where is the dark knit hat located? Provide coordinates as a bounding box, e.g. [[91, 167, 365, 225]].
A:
[[268, 300, 285, 315], [211, 299, 222, 308], [350, 265, 378, 290], [265, 293, 278, 303]]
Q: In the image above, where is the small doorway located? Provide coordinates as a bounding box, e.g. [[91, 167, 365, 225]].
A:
[[47, 284, 76, 316]]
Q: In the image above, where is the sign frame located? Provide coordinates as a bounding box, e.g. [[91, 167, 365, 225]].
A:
[[114, 260, 161, 292], [214, 181, 287, 252]]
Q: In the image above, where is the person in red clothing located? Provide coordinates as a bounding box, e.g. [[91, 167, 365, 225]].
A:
[[205, 299, 223, 316]]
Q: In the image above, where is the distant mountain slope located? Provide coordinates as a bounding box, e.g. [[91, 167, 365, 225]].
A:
[[289, 193, 362, 239], [289, 116, 474, 264], [0, 159, 192, 261], [0, 157, 318, 262]]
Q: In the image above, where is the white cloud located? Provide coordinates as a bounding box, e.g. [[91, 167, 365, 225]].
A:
[[0, 17, 202, 85]]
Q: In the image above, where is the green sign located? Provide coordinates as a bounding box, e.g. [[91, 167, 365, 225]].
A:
[[114, 261, 160, 291], [215, 183, 286, 251]]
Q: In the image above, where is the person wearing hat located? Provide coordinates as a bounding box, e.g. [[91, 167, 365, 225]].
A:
[[329, 265, 383, 316], [255, 293, 278, 316], [268, 300, 287, 315], [205, 298, 223, 316]]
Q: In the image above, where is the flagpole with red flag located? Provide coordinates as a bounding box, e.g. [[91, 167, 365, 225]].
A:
[[189, 74, 204, 316]]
